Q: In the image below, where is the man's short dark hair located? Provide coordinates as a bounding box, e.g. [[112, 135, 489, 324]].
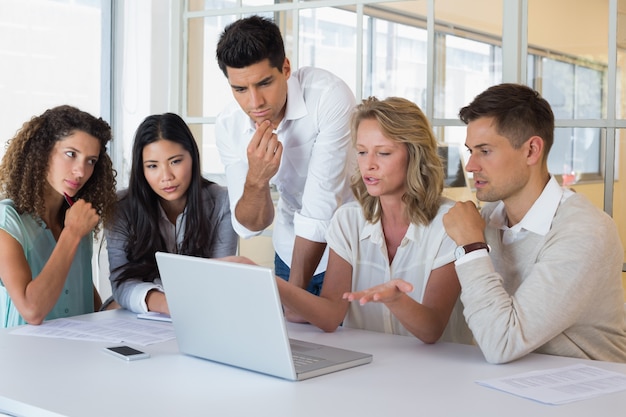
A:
[[216, 15, 286, 77], [459, 83, 555, 155]]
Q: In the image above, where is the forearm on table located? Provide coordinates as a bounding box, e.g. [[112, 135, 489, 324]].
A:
[[386, 295, 449, 344], [277, 278, 346, 332], [456, 256, 582, 364], [146, 289, 169, 315], [112, 279, 161, 314]]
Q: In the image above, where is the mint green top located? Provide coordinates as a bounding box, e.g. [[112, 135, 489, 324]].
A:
[[0, 199, 94, 328]]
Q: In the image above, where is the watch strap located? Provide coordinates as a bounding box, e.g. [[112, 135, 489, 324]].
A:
[[463, 242, 490, 254]]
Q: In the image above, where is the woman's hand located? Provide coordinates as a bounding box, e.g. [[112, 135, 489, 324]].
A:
[[343, 279, 413, 306], [64, 199, 99, 238]]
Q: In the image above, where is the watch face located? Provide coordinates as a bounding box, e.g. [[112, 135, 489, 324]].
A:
[[454, 246, 465, 260]]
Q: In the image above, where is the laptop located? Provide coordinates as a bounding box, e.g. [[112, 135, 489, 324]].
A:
[[155, 252, 372, 381]]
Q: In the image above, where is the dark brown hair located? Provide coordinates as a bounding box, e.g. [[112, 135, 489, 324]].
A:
[[459, 83, 555, 158]]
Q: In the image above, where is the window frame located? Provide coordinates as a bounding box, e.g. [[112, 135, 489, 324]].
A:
[[180, 0, 611, 189]]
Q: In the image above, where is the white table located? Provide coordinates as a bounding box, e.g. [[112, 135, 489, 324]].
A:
[[0, 309, 625, 417]]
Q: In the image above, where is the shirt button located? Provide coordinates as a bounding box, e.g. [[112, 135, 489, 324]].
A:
[[64, 308, 69, 313], [65, 289, 69, 294]]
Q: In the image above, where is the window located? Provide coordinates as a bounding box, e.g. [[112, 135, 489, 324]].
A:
[[0, 0, 111, 160], [181, 0, 623, 217], [436, 33, 502, 119], [299, 8, 358, 94], [0, 0, 111, 298], [184, 2, 609, 186], [363, 15, 428, 108], [529, 55, 605, 182]]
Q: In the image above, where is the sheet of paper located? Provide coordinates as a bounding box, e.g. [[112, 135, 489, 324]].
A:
[[476, 364, 626, 405], [137, 312, 172, 322], [10, 317, 175, 346]]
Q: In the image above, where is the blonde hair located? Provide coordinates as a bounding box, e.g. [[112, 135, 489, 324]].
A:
[[350, 96, 444, 225]]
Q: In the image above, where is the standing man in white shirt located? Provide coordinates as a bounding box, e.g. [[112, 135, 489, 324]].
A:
[[215, 15, 356, 308], [443, 83, 626, 364]]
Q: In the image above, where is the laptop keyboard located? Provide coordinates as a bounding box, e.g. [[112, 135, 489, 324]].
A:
[[292, 353, 323, 368]]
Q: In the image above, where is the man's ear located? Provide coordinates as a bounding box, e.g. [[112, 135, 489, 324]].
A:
[[282, 58, 291, 78], [526, 136, 544, 166]]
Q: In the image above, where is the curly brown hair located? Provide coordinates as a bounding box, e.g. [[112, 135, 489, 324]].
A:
[[0, 105, 117, 233]]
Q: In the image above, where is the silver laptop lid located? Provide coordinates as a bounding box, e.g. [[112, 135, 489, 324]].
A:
[[155, 252, 297, 380]]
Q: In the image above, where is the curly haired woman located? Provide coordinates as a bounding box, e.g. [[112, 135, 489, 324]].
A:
[[0, 105, 116, 327]]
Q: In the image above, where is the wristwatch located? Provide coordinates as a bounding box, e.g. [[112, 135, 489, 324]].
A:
[[454, 242, 490, 260]]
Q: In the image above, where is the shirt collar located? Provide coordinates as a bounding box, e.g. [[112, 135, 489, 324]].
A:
[[361, 221, 378, 242], [283, 74, 307, 121], [488, 175, 563, 236], [157, 202, 187, 226], [361, 219, 419, 245]]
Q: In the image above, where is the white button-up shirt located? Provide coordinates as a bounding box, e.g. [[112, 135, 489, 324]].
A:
[[326, 201, 459, 337], [216, 67, 356, 274]]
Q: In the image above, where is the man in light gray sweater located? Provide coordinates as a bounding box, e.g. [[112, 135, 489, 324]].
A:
[[443, 83, 626, 364]]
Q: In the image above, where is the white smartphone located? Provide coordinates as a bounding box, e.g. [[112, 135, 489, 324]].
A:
[[104, 345, 150, 361]]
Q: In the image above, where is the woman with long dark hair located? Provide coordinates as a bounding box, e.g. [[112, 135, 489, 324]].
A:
[[106, 113, 237, 314]]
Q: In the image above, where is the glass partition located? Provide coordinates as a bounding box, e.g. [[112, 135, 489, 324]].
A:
[[0, 0, 109, 160]]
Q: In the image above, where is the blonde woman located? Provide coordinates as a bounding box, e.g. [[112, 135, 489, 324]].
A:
[[228, 97, 471, 344]]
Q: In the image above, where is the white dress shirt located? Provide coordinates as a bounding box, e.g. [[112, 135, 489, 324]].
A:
[[216, 67, 356, 274], [326, 200, 473, 344]]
